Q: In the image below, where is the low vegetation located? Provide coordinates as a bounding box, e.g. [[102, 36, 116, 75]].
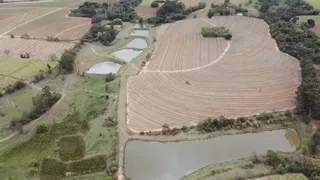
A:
[[10, 86, 61, 128], [196, 112, 293, 133], [201, 27, 232, 40], [58, 135, 86, 161]]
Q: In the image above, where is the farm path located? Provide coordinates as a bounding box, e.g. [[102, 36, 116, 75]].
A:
[[0, 0, 83, 36]]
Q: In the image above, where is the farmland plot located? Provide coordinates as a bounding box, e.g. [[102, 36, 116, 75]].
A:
[[0, 8, 55, 35], [8, 8, 91, 40], [0, 38, 74, 59], [127, 16, 301, 132]]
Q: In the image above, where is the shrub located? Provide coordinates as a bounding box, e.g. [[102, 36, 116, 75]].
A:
[[4, 80, 25, 94], [36, 121, 49, 134], [110, 18, 123, 25], [151, 1, 159, 7], [105, 73, 116, 82], [29, 167, 39, 176]]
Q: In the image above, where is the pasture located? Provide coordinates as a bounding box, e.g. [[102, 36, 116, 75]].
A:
[[127, 16, 301, 132], [253, 174, 308, 180], [0, 56, 57, 89], [298, 15, 320, 37], [305, 0, 320, 9]]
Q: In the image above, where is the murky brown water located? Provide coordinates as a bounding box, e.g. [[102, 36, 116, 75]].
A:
[[125, 129, 299, 180]]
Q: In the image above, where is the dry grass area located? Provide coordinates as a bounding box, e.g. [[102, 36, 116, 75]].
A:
[[0, 8, 33, 21], [0, 37, 74, 59], [127, 16, 301, 132]]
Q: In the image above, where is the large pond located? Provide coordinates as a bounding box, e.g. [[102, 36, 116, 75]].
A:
[[112, 49, 143, 62], [130, 30, 149, 37], [125, 129, 300, 180], [126, 38, 148, 49], [87, 62, 121, 75]]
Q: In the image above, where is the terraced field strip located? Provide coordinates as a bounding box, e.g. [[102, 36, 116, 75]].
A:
[[0, 8, 55, 35], [0, 38, 75, 59], [8, 8, 91, 40], [127, 16, 301, 132]]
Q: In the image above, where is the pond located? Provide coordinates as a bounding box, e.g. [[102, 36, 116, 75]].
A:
[[130, 30, 149, 37], [133, 24, 149, 29], [112, 49, 143, 62], [126, 38, 148, 49], [87, 62, 121, 75], [125, 129, 299, 180]]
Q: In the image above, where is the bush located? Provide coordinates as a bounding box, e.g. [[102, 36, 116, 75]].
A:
[[36, 121, 49, 134], [201, 27, 232, 40], [110, 18, 123, 25], [59, 49, 76, 73], [105, 73, 116, 82], [4, 80, 26, 94], [151, 1, 159, 7]]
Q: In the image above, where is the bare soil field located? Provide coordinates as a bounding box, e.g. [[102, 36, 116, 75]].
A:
[[0, 8, 33, 21], [7, 8, 91, 40], [0, 8, 55, 35], [135, 6, 159, 14], [127, 16, 301, 132], [0, 37, 75, 59]]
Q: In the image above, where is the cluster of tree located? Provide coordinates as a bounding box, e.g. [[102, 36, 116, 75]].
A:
[[20, 52, 30, 59], [201, 26, 232, 40], [70, 0, 141, 23], [264, 150, 320, 179], [84, 25, 118, 46], [258, 0, 320, 119], [147, 1, 206, 24], [207, 0, 248, 18], [10, 86, 61, 128], [108, 18, 123, 25], [311, 130, 320, 154], [59, 49, 77, 73]]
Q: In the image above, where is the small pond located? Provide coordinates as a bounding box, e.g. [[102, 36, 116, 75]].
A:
[[130, 30, 149, 37], [112, 49, 143, 62], [125, 129, 299, 180], [126, 38, 148, 49], [87, 62, 121, 75], [133, 24, 149, 29]]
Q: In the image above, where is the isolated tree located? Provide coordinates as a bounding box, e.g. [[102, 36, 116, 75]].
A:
[[151, 1, 159, 8], [59, 50, 76, 73], [307, 19, 316, 28], [4, 49, 10, 56], [36, 121, 49, 134]]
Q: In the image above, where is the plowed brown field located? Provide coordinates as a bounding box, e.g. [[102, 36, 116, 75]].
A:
[[127, 16, 301, 132], [0, 37, 74, 59]]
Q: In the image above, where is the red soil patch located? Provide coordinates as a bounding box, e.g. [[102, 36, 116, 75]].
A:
[[135, 6, 159, 14]]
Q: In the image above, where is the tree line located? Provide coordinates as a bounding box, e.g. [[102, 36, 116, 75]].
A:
[[258, 0, 320, 119], [70, 0, 141, 24]]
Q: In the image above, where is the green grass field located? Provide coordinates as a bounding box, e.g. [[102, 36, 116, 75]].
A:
[[298, 15, 320, 36], [306, 0, 320, 9], [252, 173, 308, 180], [140, 0, 155, 6], [0, 87, 38, 138], [181, 158, 272, 180], [0, 56, 57, 90]]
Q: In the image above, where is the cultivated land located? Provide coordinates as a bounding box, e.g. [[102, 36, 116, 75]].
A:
[[0, 38, 75, 59], [127, 16, 301, 132]]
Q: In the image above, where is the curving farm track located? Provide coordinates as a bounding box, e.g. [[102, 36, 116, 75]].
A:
[[127, 16, 301, 132]]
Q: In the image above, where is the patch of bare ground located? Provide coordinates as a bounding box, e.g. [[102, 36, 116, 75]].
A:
[[127, 16, 301, 132]]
